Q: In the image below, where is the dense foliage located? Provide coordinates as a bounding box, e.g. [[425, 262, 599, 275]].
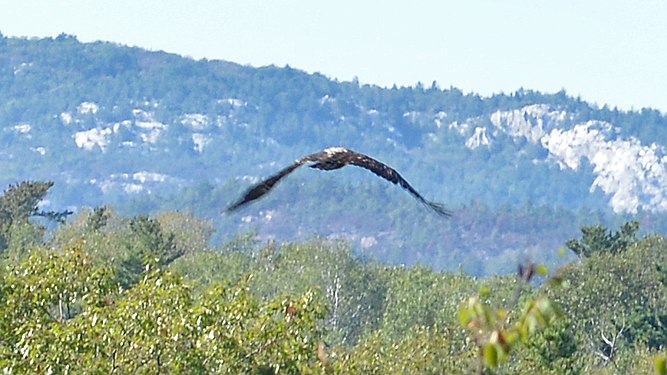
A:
[[1, 182, 665, 373]]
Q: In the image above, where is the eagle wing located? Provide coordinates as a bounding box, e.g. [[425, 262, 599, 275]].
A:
[[345, 151, 451, 217], [224, 151, 327, 212], [226, 147, 450, 217]]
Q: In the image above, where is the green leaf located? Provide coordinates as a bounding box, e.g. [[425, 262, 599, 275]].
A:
[[535, 264, 549, 276], [457, 306, 471, 327], [483, 343, 498, 368], [656, 354, 667, 375]]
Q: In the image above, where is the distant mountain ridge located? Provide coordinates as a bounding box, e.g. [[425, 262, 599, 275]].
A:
[[3, 34, 667, 273]]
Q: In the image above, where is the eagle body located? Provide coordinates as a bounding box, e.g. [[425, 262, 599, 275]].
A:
[[226, 147, 450, 217], [309, 147, 360, 170]]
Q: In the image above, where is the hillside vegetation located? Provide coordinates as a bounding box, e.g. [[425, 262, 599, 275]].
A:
[[3, 34, 667, 273]]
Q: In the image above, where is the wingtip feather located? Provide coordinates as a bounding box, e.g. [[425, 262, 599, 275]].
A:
[[224, 200, 245, 214], [425, 201, 452, 218]]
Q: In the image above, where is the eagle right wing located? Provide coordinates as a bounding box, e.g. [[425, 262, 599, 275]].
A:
[[346, 152, 451, 217]]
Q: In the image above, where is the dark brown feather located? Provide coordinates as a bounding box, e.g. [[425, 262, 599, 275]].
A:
[[225, 161, 306, 212], [225, 147, 450, 217], [344, 152, 451, 217]]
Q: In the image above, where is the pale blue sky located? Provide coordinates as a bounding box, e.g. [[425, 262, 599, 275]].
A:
[[2, 0, 666, 112]]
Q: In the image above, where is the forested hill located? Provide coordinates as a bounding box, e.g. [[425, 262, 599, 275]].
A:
[[2, 33, 667, 274]]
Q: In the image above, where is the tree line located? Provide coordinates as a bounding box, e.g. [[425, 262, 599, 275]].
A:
[[1, 181, 666, 373]]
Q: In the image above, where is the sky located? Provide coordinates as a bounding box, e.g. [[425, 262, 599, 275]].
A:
[[1, 0, 666, 113]]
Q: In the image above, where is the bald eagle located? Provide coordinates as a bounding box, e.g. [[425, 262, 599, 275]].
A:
[[226, 147, 450, 217]]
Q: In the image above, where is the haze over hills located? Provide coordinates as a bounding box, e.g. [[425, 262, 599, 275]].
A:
[[2, 34, 667, 274]]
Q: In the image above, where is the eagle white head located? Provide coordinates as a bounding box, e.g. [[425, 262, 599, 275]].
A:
[[323, 147, 349, 156]]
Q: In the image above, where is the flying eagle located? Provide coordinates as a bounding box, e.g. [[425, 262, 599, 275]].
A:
[[226, 147, 450, 217]]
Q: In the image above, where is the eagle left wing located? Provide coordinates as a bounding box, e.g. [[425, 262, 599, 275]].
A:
[[225, 151, 328, 212]]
